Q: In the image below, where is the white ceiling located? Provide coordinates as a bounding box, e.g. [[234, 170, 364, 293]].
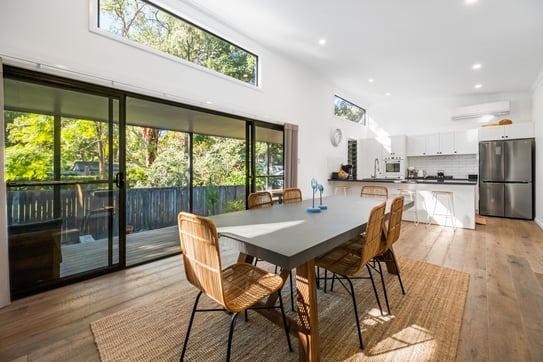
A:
[[184, 0, 543, 102]]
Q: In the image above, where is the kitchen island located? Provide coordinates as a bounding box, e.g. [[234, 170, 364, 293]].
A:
[[328, 178, 477, 229]]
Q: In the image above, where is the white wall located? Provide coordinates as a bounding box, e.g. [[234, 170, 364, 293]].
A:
[[532, 70, 543, 228], [368, 91, 532, 136]]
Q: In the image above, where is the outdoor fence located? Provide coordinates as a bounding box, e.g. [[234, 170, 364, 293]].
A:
[[6, 185, 246, 243]]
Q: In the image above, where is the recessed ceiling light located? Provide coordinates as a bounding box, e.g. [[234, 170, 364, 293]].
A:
[[474, 84, 483, 89], [368, 78, 374, 83], [385, 92, 391, 96], [465, 0, 478, 5], [472, 63, 482, 70], [318, 38, 327, 45]]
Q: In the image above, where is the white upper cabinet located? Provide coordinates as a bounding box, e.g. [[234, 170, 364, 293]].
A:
[[406, 135, 428, 156], [454, 129, 478, 154], [407, 129, 478, 156], [382, 135, 406, 158], [478, 123, 534, 141]]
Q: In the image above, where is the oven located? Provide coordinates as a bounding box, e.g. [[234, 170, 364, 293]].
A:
[[383, 157, 405, 179]]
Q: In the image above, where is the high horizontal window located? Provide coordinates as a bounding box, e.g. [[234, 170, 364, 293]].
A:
[[97, 0, 258, 85], [334, 95, 366, 125]]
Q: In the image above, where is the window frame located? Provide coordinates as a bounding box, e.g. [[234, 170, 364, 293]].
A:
[[333, 95, 366, 125], [90, 0, 260, 87]]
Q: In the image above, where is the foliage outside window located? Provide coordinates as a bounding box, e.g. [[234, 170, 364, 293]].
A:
[[334, 95, 366, 125], [98, 0, 258, 85]]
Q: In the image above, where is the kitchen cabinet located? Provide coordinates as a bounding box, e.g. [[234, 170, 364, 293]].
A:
[[454, 129, 478, 154], [478, 122, 534, 141], [407, 129, 478, 156], [359, 135, 406, 178], [382, 135, 406, 157], [406, 135, 427, 156]]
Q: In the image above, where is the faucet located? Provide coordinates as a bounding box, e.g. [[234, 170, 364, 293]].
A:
[[373, 158, 380, 178]]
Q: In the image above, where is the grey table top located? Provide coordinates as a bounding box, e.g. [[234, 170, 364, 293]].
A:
[[211, 195, 410, 270]]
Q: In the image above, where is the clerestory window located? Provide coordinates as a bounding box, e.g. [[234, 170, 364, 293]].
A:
[[334, 95, 366, 125], [97, 0, 258, 85]]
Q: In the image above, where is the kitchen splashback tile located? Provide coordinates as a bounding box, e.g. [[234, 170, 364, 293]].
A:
[[407, 154, 477, 178]]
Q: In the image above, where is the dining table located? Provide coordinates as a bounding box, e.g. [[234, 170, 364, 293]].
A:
[[210, 194, 412, 361]]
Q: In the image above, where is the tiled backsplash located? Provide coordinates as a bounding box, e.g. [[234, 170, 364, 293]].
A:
[[407, 154, 478, 178]]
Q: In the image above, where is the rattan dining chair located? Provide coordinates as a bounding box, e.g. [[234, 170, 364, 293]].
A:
[[373, 195, 406, 315], [360, 185, 389, 199], [177, 212, 292, 361], [314, 201, 387, 349], [248, 190, 274, 209], [282, 188, 302, 204]]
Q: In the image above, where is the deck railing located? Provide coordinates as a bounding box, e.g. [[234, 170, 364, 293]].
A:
[[6, 185, 246, 242]]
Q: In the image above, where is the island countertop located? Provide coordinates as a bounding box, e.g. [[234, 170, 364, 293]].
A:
[[328, 178, 477, 229], [328, 178, 477, 186]]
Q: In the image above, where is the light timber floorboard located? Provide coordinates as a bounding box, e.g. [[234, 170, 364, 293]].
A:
[[1, 217, 543, 361]]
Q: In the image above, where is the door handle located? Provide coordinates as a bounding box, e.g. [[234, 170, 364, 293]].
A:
[[114, 172, 125, 188]]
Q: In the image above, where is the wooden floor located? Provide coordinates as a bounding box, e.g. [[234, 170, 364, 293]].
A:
[[1, 217, 543, 361]]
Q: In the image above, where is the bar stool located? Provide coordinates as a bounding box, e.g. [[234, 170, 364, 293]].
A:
[[427, 190, 456, 230], [398, 189, 418, 224], [335, 185, 351, 196]]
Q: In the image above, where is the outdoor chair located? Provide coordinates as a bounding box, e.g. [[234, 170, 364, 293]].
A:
[[314, 201, 387, 349], [177, 212, 292, 361]]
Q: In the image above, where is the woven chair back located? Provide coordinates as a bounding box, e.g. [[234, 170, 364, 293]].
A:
[[178, 212, 225, 307], [248, 191, 273, 209], [282, 188, 302, 204], [359, 201, 387, 266], [360, 185, 389, 199], [381, 196, 404, 253]]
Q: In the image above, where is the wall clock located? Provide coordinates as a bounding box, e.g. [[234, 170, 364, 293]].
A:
[[330, 128, 342, 147]]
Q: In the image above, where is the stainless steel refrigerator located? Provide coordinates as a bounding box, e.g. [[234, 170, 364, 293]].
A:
[[479, 138, 534, 219]]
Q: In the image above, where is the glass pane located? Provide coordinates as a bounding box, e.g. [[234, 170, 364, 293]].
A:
[[192, 134, 246, 215], [4, 78, 120, 298], [255, 127, 284, 191], [334, 95, 366, 124], [125, 100, 190, 266]]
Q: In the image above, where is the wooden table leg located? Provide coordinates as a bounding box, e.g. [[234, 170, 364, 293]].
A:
[[296, 260, 320, 361]]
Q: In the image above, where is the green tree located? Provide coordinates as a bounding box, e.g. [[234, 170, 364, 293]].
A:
[[4, 113, 53, 181]]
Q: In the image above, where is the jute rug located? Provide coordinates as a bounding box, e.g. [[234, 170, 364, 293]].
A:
[[91, 256, 469, 361]]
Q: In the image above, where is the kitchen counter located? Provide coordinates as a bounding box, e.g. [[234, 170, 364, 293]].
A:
[[328, 178, 477, 185], [328, 178, 477, 229]]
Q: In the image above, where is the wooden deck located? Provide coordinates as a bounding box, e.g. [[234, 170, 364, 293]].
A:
[[60, 226, 180, 276]]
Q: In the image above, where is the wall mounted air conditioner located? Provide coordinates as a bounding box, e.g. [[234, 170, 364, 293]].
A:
[[451, 101, 510, 120]]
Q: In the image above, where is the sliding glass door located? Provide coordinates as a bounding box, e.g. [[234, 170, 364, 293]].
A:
[[2, 66, 285, 299], [3, 76, 122, 298]]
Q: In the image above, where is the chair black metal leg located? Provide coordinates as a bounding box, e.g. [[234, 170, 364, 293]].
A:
[[278, 293, 293, 352], [345, 276, 364, 349], [330, 271, 337, 292], [180, 291, 203, 361], [226, 312, 239, 362], [366, 264, 384, 316], [390, 249, 406, 295], [289, 270, 296, 312], [244, 309, 249, 321], [376, 260, 391, 315]]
